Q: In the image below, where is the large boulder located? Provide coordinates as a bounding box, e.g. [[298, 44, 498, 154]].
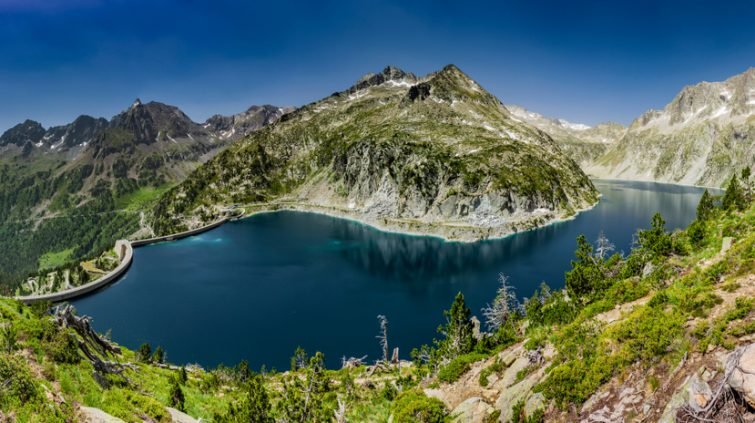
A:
[[729, 344, 755, 407], [450, 397, 495, 423]]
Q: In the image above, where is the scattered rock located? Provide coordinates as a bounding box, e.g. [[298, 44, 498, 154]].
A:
[[524, 393, 545, 416], [687, 374, 713, 412], [659, 375, 692, 423], [471, 316, 482, 341], [721, 237, 734, 254], [450, 397, 494, 423], [729, 344, 755, 408], [167, 407, 200, 423], [495, 368, 546, 422], [642, 262, 655, 278], [78, 406, 125, 423]]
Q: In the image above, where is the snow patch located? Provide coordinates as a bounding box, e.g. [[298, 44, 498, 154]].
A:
[[557, 119, 591, 131], [384, 79, 413, 88], [710, 105, 729, 119]]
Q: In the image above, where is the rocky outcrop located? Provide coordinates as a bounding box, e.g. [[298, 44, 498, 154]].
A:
[[729, 343, 755, 407]]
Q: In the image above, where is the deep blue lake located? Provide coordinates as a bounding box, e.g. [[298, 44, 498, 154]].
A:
[[73, 180, 708, 370]]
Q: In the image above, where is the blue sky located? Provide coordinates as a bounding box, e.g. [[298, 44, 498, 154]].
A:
[[1, 0, 754, 130]]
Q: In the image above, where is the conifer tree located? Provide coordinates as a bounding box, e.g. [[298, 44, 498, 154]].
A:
[[440, 292, 476, 358], [638, 213, 672, 257], [723, 174, 746, 211], [696, 189, 715, 221], [223, 372, 273, 423], [137, 343, 152, 362], [565, 235, 604, 303], [169, 377, 185, 411], [277, 352, 330, 422], [153, 346, 165, 364]]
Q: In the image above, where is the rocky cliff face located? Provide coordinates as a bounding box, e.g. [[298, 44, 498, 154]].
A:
[[506, 105, 626, 167], [154, 65, 599, 240], [588, 68, 755, 186], [203, 104, 293, 141]]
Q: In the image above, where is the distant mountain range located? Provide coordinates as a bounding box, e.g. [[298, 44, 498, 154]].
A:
[[0, 99, 290, 290], [587, 67, 755, 186], [505, 67, 755, 187], [505, 105, 626, 167]]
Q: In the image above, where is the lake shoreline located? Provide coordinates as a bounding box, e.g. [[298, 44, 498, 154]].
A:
[[235, 196, 602, 244]]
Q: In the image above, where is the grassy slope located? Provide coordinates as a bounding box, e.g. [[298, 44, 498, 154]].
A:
[[4, 189, 755, 422]]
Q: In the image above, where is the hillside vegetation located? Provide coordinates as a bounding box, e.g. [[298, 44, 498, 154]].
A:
[[4, 171, 755, 422], [153, 65, 598, 241]]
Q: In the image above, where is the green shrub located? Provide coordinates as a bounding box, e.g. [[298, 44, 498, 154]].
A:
[[0, 354, 39, 408], [437, 352, 487, 383], [47, 330, 81, 364], [479, 358, 505, 387], [511, 398, 544, 423], [612, 307, 684, 362], [391, 391, 448, 423]]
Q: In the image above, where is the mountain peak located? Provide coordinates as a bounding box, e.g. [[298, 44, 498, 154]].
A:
[[0, 119, 46, 146], [410, 64, 501, 107], [349, 65, 418, 93], [131, 98, 142, 109]]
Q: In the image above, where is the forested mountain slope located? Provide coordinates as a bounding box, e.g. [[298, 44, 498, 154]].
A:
[[0, 100, 288, 293]]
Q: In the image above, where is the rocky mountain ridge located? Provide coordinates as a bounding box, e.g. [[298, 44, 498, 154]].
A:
[[0, 99, 289, 289], [153, 65, 599, 241], [506, 104, 626, 166], [587, 67, 755, 186]]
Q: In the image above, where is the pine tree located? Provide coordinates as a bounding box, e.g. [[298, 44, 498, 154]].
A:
[[696, 189, 715, 221], [169, 377, 185, 411], [482, 274, 518, 331], [137, 343, 152, 362], [440, 292, 476, 358], [178, 366, 188, 385], [153, 346, 165, 364], [565, 235, 605, 303], [223, 373, 273, 423], [638, 213, 672, 257], [277, 352, 330, 422], [723, 174, 746, 211]]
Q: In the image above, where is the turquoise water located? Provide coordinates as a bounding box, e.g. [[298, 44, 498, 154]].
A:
[[72, 180, 708, 369]]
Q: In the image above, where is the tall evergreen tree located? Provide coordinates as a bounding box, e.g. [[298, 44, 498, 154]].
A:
[[169, 377, 185, 411], [223, 372, 273, 423], [723, 174, 746, 211], [638, 213, 672, 257], [565, 235, 605, 304], [137, 343, 152, 362], [440, 292, 476, 358], [277, 352, 330, 422], [153, 346, 165, 364], [696, 189, 715, 221]]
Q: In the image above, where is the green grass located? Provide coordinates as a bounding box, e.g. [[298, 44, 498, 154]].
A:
[[115, 185, 172, 211], [38, 248, 74, 271]]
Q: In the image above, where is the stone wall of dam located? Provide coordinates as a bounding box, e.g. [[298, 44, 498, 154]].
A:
[[15, 218, 229, 304]]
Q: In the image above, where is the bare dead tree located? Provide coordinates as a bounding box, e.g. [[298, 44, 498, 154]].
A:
[[482, 274, 518, 331], [376, 315, 389, 363], [334, 396, 348, 423], [594, 231, 615, 262], [341, 355, 368, 369]]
